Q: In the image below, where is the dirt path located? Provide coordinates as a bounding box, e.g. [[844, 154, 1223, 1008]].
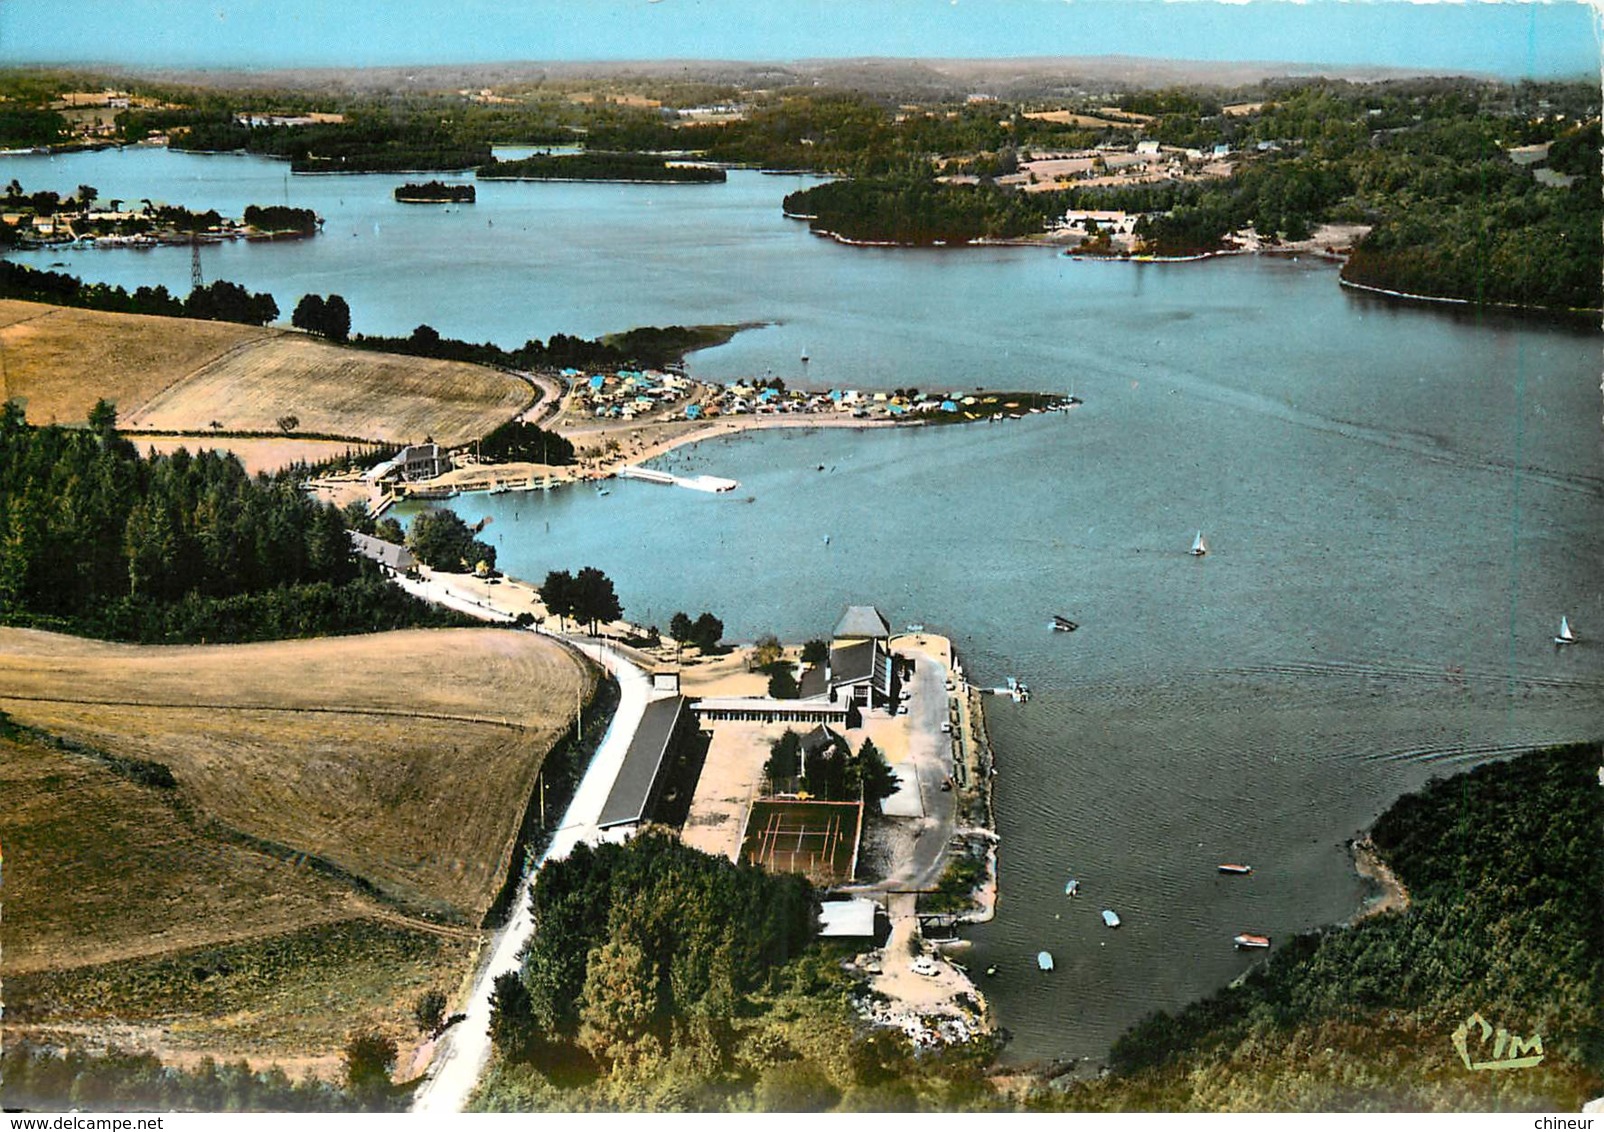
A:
[[1350, 837, 1411, 922]]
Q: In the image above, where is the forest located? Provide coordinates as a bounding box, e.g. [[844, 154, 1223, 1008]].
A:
[[0, 401, 466, 643], [479, 151, 726, 183]]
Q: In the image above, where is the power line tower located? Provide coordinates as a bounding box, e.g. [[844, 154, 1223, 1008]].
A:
[[190, 235, 204, 291]]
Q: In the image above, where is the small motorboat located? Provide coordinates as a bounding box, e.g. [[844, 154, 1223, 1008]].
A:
[[1037, 950, 1055, 972], [1233, 933, 1271, 949], [1051, 614, 1079, 632], [1064, 878, 1080, 897], [1102, 909, 1121, 928], [1555, 616, 1577, 646], [1217, 864, 1253, 876], [1189, 531, 1208, 557]]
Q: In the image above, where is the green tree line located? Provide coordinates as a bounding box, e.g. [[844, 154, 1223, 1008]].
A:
[[0, 401, 466, 643]]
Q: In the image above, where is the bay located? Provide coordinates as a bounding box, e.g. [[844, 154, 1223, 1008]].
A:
[[8, 148, 1602, 1064]]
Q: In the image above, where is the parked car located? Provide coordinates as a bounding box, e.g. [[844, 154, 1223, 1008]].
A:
[[910, 956, 938, 977]]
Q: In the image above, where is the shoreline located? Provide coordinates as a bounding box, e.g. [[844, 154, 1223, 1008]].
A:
[[1337, 275, 1602, 319]]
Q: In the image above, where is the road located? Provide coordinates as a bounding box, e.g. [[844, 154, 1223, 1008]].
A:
[[389, 566, 656, 1113]]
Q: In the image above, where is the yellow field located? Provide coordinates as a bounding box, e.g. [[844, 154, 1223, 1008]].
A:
[[0, 299, 271, 427], [0, 626, 597, 924], [0, 299, 532, 445], [127, 334, 530, 445]]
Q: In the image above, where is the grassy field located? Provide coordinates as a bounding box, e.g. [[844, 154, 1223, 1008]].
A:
[[0, 626, 597, 924], [0, 299, 532, 445]]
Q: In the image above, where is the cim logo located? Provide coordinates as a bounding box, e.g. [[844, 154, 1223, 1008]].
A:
[[1452, 1012, 1544, 1071]]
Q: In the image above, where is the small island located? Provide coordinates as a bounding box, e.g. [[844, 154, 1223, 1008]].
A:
[[478, 151, 726, 184], [394, 181, 475, 204]]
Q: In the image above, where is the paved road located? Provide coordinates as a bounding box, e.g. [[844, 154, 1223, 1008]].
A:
[[390, 568, 656, 1112], [412, 638, 651, 1113]]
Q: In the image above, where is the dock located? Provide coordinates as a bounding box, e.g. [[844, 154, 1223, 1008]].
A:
[[618, 465, 739, 493]]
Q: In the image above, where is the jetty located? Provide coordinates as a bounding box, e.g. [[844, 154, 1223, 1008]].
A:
[[618, 465, 740, 493]]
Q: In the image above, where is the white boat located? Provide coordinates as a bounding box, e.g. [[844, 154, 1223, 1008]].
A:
[[1217, 863, 1253, 876], [1555, 616, 1577, 646], [800, 346, 810, 363], [1102, 909, 1121, 928], [1037, 950, 1054, 971], [1189, 531, 1208, 556], [1064, 878, 1080, 896]]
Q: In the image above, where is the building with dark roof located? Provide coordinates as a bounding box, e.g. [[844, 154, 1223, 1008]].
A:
[[597, 696, 696, 831], [828, 604, 894, 709], [349, 531, 416, 575]]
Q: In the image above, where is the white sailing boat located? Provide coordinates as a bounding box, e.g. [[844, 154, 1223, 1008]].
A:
[[1554, 616, 1577, 646], [1189, 531, 1208, 557]]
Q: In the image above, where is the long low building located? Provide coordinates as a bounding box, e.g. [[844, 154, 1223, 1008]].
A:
[[691, 696, 849, 726], [596, 695, 697, 831]]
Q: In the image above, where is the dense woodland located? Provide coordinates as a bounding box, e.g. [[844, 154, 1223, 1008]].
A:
[[479, 151, 725, 183], [0, 401, 467, 642]]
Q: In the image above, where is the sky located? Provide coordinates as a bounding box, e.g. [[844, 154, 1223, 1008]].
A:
[[0, 0, 1597, 79]]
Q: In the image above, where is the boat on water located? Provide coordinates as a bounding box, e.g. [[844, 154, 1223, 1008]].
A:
[[1051, 614, 1079, 632], [800, 346, 810, 363], [1233, 933, 1271, 949], [1037, 950, 1055, 972], [1102, 909, 1121, 928], [1189, 531, 1208, 557], [1217, 864, 1253, 876], [1064, 878, 1080, 897], [1555, 616, 1577, 645], [596, 487, 610, 496]]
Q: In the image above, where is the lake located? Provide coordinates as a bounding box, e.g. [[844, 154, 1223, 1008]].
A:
[[7, 147, 1601, 1064]]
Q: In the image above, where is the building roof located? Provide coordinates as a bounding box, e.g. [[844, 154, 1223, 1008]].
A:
[[597, 696, 685, 829], [829, 640, 877, 686], [800, 725, 842, 761], [797, 663, 828, 700], [691, 696, 847, 718], [349, 531, 415, 572], [833, 605, 890, 640], [818, 897, 877, 937]]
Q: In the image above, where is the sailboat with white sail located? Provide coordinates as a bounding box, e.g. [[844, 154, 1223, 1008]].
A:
[[1554, 616, 1577, 646], [1189, 531, 1208, 557]]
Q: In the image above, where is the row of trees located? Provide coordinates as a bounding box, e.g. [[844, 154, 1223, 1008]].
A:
[[668, 610, 723, 652], [350, 321, 739, 373], [292, 291, 352, 341], [761, 729, 899, 807], [540, 567, 623, 634], [0, 401, 463, 643], [0, 261, 280, 325], [0, 1042, 404, 1113], [480, 152, 725, 183]]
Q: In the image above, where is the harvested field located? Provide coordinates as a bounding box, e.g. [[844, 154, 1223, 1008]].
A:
[[0, 299, 532, 445], [2, 725, 477, 1062], [0, 299, 270, 427], [0, 626, 597, 924], [2, 729, 372, 975], [126, 334, 531, 445]]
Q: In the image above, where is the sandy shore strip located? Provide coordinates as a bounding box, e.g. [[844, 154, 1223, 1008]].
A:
[[1350, 836, 1410, 922]]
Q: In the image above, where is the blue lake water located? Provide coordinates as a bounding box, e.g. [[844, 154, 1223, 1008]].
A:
[[7, 148, 1602, 1064]]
